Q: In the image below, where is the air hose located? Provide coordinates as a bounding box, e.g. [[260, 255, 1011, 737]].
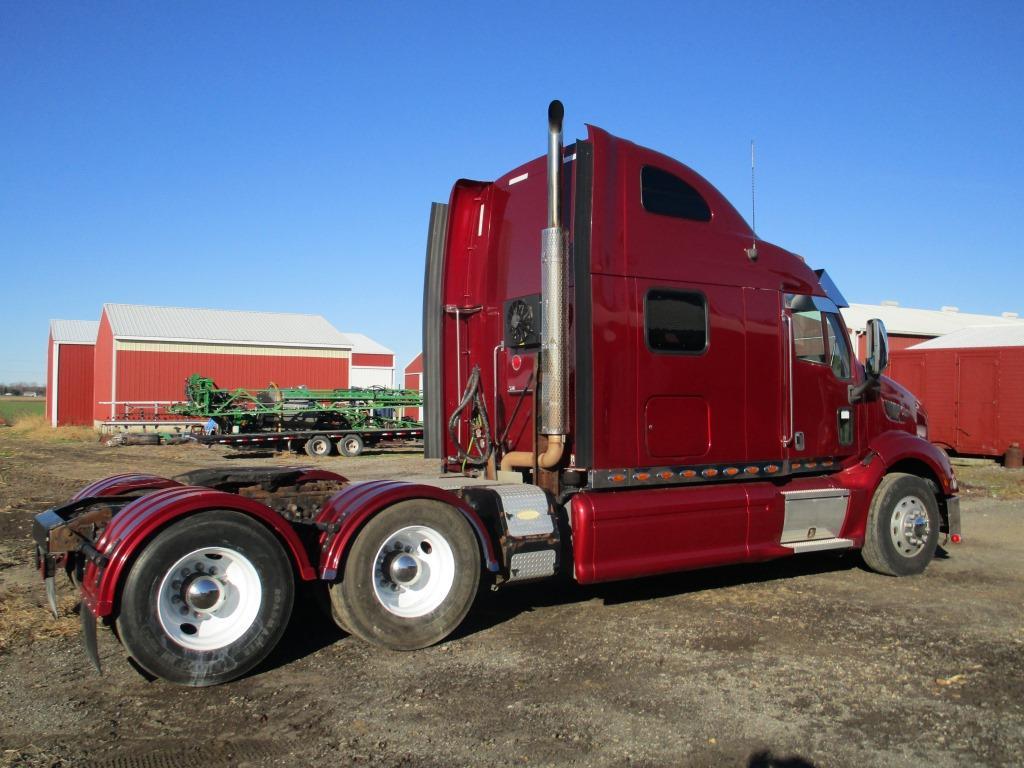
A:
[[447, 364, 493, 467]]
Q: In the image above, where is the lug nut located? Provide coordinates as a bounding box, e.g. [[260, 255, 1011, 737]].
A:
[[172, 580, 182, 590], [179, 606, 189, 615]]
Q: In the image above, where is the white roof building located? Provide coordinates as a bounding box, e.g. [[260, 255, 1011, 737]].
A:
[[50, 319, 100, 344], [909, 325, 1024, 350]]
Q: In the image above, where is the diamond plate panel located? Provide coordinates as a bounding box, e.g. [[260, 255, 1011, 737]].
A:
[[491, 484, 554, 537], [508, 549, 557, 582]]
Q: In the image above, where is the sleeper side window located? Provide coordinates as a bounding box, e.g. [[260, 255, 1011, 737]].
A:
[[641, 166, 712, 222], [646, 289, 708, 354]]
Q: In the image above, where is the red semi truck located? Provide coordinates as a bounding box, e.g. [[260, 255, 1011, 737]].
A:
[[33, 102, 961, 686]]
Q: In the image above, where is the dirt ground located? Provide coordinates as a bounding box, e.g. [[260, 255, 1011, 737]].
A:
[[0, 430, 1022, 768]]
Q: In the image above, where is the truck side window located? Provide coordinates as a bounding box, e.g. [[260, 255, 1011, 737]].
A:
[[641, 166, 712, 222], [825, 313, 852, 380], [646, 289, 708, 353], [793, 310, 826, 364]]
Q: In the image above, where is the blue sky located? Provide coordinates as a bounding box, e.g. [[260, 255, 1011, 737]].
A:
[[1, 1, 1021, 383]]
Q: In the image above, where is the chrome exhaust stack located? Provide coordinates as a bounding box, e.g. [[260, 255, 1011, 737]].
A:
[[540, 100, 567, 451]]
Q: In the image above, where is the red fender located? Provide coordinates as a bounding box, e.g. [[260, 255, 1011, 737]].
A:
[[835, 429, 957, 545], [72, 473, 182, 501], [316, 480, 500, 580], [81, 486, 317, 617]]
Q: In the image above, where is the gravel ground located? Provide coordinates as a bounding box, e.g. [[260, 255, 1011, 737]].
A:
[[0, 433, 1022, 767]]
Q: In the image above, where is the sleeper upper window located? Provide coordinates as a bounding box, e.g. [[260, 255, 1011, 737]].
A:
[[641, 166, 712, 222], [646, 289, 708, 353]]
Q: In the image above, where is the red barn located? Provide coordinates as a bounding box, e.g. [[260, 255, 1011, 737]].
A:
[[403, 353, 423, 420], [92, 304, 354, 425], [889, 326, 1024, 459], [46, 319, 99, 426]]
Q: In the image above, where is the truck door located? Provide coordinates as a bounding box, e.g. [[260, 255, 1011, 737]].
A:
[[783, 295, 857, 463]]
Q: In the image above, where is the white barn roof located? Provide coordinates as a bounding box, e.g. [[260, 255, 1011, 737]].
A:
[[910, 325, 1024, 350], [841, 303, 1024, 337], [102, 304, 351, 349], [50, 319, 99, 344], [342, 332, 394, 357]]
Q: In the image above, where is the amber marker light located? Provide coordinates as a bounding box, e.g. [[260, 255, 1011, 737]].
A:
[[658, 471, 673, 480], [681, 470, 697, 478], [634, 472, 651, 481], [702, 468, 719, 478], [765, 465, 779, 474], [744, 466, 759, 475], [724, 467, 739, 476], [792, 463, 802, 469], [609, 474, 626, 483]]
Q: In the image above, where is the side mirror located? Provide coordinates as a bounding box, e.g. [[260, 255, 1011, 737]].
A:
[[865, 318, 889, 378]]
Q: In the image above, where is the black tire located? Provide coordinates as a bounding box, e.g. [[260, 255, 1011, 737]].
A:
[[329, 500, 480, 650], [862, 473, 940, 577], [115, 510, 294, 686], [304, 434, 334, 457], [337, 434, 364, 458]]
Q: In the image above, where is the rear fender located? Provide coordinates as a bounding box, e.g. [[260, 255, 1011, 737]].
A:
[[316, 480, 500, 580], [82, 486, 317, 617], [72, 473, 182, 501]]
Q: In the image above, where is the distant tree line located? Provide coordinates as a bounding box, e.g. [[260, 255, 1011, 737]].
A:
[[1, 382, 45, 396]]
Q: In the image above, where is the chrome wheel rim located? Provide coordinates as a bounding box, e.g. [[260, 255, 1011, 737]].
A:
[[157, 547, 262, 650], [890, 495, 931, 558], [371, 525, 455, 618]]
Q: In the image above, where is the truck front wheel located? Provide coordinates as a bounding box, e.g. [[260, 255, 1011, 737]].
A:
[[861, 473, 940, 577], [116, 511, 294, 686], [329, 500, 480, 650]]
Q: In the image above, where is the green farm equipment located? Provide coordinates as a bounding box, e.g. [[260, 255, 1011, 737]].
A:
[[168, 374, 423, 435]]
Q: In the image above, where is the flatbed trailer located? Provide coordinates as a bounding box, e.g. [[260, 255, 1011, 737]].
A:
[[199, 426, 424, 457]]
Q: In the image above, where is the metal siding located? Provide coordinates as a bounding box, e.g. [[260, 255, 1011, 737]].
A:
[[405, 353, 423, 375], [890, 346, 1023, 457], [57, 344, 95, 425], [998, 348, 1024, 451], [352, 353, 394, 367], [957, 353, 999, 455], [93, 312, 115, 422], [115, 348, 349, 404]]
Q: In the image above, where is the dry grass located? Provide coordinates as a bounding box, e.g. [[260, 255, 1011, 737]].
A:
[[0, 585, 79, 655], [954, 462, 1024, 500], [3, 414, 97, 443]]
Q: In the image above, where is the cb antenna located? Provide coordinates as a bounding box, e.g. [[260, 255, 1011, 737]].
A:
[[746, 139, 758, 262]]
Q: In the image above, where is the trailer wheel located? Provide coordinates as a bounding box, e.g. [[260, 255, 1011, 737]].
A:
[[329, 500, 480, 650], [304, 434, 334, 457], [862, 473, 940, 577], [115, 510, 294, 686], [337, 434, 364, 457]]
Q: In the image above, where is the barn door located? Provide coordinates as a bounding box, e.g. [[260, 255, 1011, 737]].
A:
[[957, 354, 998, 455]]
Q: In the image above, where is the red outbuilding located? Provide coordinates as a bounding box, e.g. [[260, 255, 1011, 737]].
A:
[[46, 319, 99, 426], [889, 325, 1024, 459], [403, 353, 423, 421], [92, 304, 355, 425]]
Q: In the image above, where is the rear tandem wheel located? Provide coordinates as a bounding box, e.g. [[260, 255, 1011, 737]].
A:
[[115, 510, 294, 686]]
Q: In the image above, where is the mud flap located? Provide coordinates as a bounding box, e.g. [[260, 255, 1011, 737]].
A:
[[81, 606, 101, 673]]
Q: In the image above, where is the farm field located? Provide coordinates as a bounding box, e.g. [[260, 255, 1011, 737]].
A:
[[0, 396, 44, 424], [0, 428, 1021, 767]]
